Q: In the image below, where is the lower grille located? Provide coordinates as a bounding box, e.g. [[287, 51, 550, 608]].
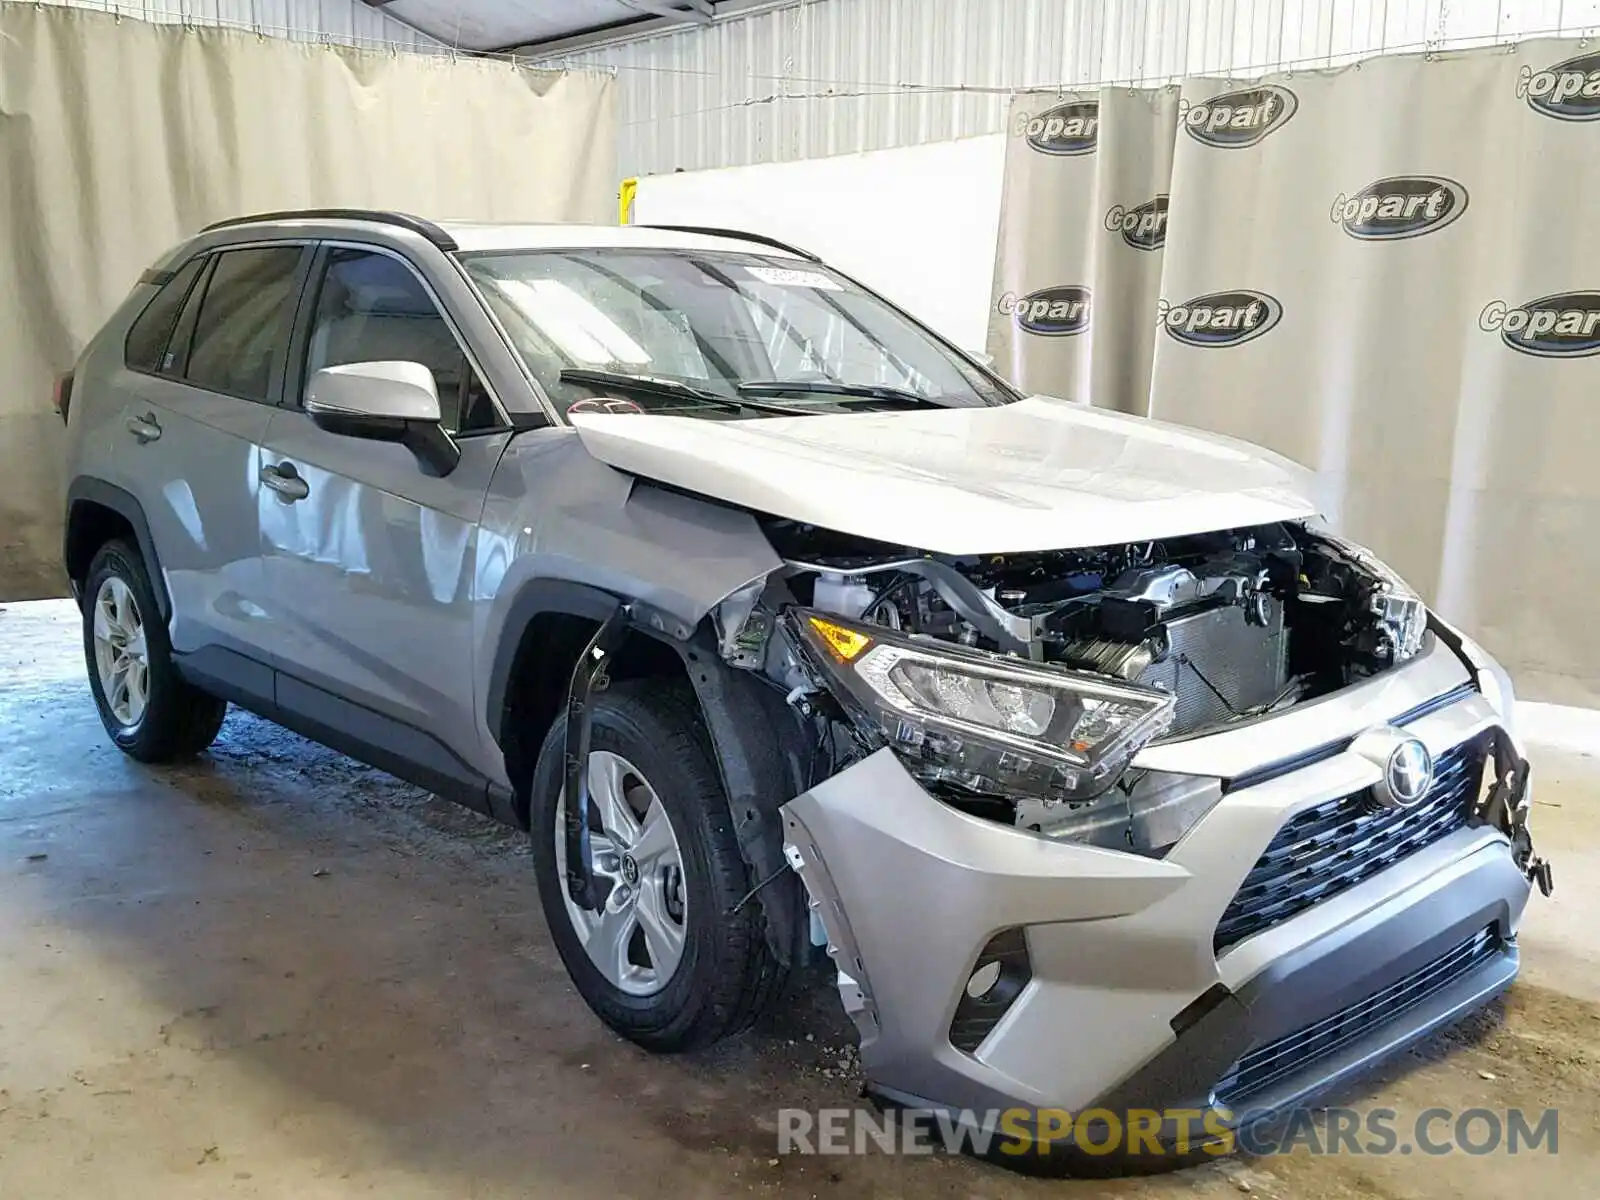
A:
[[1213, 926, 1500, 1110], [1215, 738, 1486, 952]]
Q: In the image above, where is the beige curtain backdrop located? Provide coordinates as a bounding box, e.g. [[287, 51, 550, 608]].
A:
[[0, 3, 617, 599], [992, 41, 1600, 705], [989, 88, 1176, 414]]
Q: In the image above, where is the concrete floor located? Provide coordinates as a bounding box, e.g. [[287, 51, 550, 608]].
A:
[[2, 598, 1597, 1199]]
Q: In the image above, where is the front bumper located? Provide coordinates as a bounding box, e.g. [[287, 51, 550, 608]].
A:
[[780, 645, 1536, 1154]]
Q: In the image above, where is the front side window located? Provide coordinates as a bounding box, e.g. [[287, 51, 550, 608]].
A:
[[302, 249, 498, 434], [183, 246, 304, 402], [461, 249, 1015, 419]]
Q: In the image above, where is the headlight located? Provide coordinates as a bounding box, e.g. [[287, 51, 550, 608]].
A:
[[793, 610, 1175, 803]]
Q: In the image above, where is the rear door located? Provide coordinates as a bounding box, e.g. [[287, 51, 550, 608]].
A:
[[111, 242, 311, 695], [257, 243, 513, 799]]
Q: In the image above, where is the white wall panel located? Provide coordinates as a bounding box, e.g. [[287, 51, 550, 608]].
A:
[[25, 0, 443, 50], [541, 0, 1600, 174], [632, 134, 1006, 349]]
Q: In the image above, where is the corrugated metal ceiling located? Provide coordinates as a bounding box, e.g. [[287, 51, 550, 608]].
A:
[[533, 0, 1600, 175]]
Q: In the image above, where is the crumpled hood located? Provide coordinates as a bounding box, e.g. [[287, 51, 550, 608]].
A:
[[568, 395, 1319, 555]]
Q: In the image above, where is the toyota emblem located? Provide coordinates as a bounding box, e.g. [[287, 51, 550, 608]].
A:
[[1385, 739, 1434, 807], [1352, 726, 1436, 810]]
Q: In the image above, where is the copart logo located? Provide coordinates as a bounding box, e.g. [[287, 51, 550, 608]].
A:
[[1480, 293, 1600, 358], [997, 286, 1092, 336], [1159, 290, 1282, 347], [1180, 85, 1298, 148], [1015, 100, 1100, 155], [1330, 176, 1468, 241], [1105, 195, 1169, 251], [1518, 51, 1600, 120]]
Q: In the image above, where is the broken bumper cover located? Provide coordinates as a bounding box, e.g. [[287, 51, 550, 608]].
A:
[[780, 689, 1533, 1158]]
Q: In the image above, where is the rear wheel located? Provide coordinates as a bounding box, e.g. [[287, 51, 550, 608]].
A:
[[83, 539, 226, 762], [529, 681, 784, 1051]]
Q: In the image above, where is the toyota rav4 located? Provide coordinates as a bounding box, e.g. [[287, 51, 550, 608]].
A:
[[59, 210, 1550, 1161]]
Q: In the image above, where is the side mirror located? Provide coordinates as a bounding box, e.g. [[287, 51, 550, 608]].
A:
[[969, 350, 997, 369], [304, 361, 460, 476]]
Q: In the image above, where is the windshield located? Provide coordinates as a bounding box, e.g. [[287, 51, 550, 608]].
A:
[[460, 249, 1018, 418]]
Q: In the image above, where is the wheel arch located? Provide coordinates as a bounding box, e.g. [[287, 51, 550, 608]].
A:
[[488, 580, 693, 828], [488, 578, 815, 966], [64, 477, 170, 620]]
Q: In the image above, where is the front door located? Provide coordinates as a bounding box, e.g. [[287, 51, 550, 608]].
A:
[[257, 244, 512, 802]]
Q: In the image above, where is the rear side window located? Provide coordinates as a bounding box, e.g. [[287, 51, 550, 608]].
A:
[[124, 257, 205, 372], [184, 247, 304, 403]]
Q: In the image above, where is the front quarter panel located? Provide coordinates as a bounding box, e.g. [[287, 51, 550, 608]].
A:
[[474, 426, 784, 754]]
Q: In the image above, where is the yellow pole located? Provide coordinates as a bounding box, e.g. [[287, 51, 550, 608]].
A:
[[618, 178, 639, 225]]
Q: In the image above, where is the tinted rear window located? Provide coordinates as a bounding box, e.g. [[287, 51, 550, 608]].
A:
[[124, 257, 205, 373], [184, 247, 303, 402]]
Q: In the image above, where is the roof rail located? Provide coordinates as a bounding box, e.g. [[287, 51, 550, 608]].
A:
[[200, 208, 458, 252], [637, 224, 820, 262]]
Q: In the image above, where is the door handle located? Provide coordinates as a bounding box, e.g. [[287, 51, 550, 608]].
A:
[[125, 412, 162, 443], [261, 462, 310, 502]]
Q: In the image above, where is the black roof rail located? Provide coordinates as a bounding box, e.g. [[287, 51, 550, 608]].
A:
[[200, 208, 458, 251], [637, 224, 820, 262]]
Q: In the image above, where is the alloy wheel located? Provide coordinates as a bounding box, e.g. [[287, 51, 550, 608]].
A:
[[554, 750, 689, 996], [92, 575, 149, 729]]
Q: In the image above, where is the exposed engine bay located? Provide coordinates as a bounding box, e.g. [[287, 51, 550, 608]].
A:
[[722, 519, 1431, 852], [774, 520, 1426, 730]]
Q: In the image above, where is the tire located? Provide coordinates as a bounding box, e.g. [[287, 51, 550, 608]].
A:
[[529, 679, 785, 1052], [82, 538, 227, 762]]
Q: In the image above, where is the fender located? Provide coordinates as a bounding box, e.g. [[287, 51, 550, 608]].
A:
[[64, 477, 170, 619]]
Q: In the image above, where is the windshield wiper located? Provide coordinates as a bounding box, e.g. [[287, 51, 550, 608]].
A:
[[559, 368, 815, 417], [736, 380, 944, 408]]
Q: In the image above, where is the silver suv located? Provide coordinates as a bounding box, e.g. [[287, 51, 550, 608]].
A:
[[61, 209, 1549, 1162]]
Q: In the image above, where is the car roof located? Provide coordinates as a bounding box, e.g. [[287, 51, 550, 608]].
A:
[[196, 209, 808, 260]]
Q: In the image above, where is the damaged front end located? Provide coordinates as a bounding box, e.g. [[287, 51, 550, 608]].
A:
[[745, 519, 1450, 853], [698, 516, 1549, 1137]]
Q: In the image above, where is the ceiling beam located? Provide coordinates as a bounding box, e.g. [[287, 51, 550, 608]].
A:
[[616, 0, 713, 23], [513, 0, 797, 57]]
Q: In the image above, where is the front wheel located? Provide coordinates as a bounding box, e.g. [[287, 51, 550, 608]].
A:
[[529, 681, 785, 1052]]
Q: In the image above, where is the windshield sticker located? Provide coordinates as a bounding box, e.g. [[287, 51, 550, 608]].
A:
[[745, 266, 843, 291], [568, 397, 645, 415]]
